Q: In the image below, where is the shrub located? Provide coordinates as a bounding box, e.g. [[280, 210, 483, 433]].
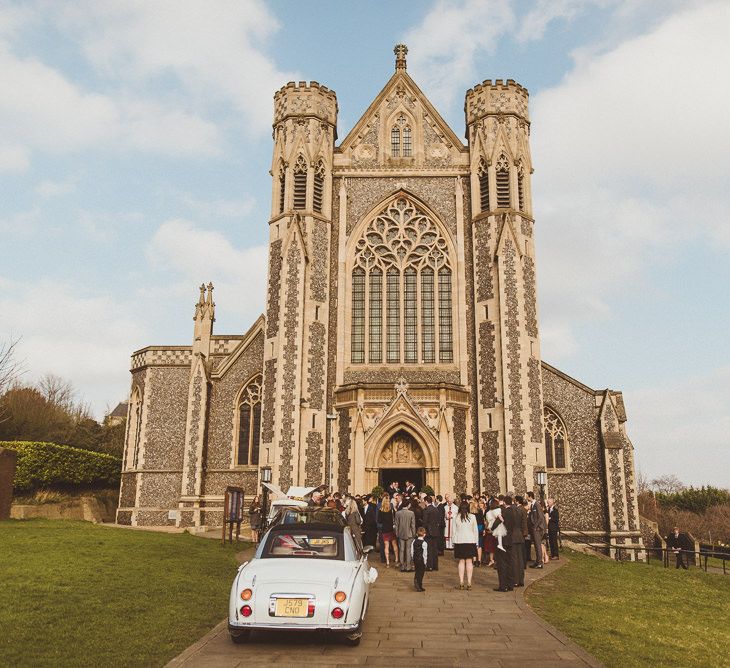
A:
[[371, 485, 385, 498], [0, 441, 121, 493]]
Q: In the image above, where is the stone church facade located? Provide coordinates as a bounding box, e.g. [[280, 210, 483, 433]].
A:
[[117, 46, 643, 552]]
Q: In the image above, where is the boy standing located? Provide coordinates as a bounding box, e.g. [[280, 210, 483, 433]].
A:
[[411, 527, 428, 591]]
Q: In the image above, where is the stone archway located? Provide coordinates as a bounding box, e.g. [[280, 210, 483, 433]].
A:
[[365, 425, 438, 492]]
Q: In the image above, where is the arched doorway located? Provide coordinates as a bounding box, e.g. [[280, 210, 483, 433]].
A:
[[377, 429, 428, 492]]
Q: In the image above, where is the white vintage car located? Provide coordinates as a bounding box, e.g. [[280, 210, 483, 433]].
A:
[[228, 507, 378, 646]]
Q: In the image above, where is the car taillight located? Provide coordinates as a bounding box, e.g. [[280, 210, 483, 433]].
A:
[[331, 607, 344, 619], [308, 600, 316, 617], [240, 588, 253, 601], [240, 605, 252, 617], [334, 591, 346, 603]]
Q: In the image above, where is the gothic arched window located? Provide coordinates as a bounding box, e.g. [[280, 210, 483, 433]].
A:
[[237, 376, 262, 466], [278, 164, 286, 214], [292, 155, 307, 210], [390, 114, 412, 158], [495, 154, 511, 208], [402, 125, 412, 157], [313, 160, 325, 214], [517, 161, 525, 212], [478, 158, 490, 212], [544, 406, 568, 470], [350, 196, 454, 365], [391, 126, 401, 157]]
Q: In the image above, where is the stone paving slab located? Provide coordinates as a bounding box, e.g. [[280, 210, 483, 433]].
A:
[[167, 556, 602, 668]]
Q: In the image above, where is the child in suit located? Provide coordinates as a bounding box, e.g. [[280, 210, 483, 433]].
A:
[[411, 527, 428, 591]]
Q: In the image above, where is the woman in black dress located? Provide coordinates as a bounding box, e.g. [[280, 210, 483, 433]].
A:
[[378, 494, 398, 567]]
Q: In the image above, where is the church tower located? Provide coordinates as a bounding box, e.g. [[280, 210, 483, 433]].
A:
[[261, 81, 338, 488], [465, 80, 546, 494]]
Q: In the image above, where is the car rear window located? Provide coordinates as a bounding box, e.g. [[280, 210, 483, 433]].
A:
[[263, 530, 342, 559]]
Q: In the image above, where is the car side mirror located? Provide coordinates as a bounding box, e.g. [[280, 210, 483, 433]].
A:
[[362, 545, 374, 554]]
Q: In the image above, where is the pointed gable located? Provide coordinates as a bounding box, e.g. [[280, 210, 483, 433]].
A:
[[337, 45, 468, 170]]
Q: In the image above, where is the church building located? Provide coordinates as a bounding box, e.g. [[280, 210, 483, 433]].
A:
[[117, 46, 643, 553]]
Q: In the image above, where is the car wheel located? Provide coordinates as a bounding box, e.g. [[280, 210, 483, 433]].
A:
[[344, 633, 361, 647], [229, 630, 251, 644]]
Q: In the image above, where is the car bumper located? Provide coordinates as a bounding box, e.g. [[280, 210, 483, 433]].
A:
[[228, 620, 360, 633]]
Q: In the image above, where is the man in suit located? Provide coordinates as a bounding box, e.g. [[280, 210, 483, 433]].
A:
[[436, 495, 446, 554], [513, 496, 529, 586], [666, 526, 690, 569], [494, 495, 515, 592], [422, 495, 440, 571], [527, 491, 547, 568], [388, 481, 400, 497], [404, 480, 416, 496], [547, 498, 560, 559], [394, 501, 416, 572]]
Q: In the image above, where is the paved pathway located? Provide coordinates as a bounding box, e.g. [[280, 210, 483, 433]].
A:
[[167, 555, 601, 668]]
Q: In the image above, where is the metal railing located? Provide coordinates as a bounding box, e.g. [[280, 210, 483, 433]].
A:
[[561, 527, 728, 574]]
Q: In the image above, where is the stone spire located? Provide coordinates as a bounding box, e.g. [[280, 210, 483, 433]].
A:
[[394, 43, 408, 71], [192, 282, 214, 356]]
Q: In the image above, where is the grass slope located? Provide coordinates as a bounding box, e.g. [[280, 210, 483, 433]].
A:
[[526, 549, 730, 667], [0, 519, 246, 667]]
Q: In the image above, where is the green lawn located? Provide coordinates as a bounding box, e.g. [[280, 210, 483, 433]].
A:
[[526, 549, 730, 667], [0, 519, 249, 667]]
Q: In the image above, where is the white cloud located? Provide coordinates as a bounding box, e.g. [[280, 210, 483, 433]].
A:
[[532, 1, 730, 360], [0, 45, 223, 164], [404, 0, 514, 111], [0, 278, 147, 418], [54, 0, 296, 136], [628, 366, 730, 487], [0, 143, 30, 172], [147, 219, 267, 328], [36, 180, 76, 197]]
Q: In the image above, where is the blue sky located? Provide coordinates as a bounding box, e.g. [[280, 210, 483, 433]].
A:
[[1, 0, 728, 487]]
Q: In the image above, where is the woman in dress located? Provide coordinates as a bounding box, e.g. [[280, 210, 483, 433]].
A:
[[483, 498, 500, 567], [248, 495, 262, 543], [452, 501, 479, 590], [378, 493, 399, 567]]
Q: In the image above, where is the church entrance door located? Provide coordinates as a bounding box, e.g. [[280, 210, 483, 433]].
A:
[[376, 429, 429, 493], [379, 467, 425, 493]]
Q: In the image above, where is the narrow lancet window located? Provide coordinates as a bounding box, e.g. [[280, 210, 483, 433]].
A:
[[478, 158, 490, 212], [438, 268, 453, 362], [496, 154, 511, 208], [404, 268, 417, 362], [351, 269, 365, 363], [293, 155, 307, 210], [369, 268, 382, 363], [237, 377, 262, 466], [387, 268, 400, 363], [313, 160, 325, 214], [403, 126, 412, 157], [421, 268, 435, 363], [391, 126, 400, 157]]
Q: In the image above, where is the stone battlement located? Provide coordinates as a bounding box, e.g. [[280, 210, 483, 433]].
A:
[[274, 81, 338, 126], [464, 78, 530, 124]]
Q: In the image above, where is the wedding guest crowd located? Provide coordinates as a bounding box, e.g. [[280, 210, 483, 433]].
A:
[[302, 482, 560, 592]]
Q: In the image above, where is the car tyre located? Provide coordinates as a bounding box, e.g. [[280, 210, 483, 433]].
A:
[[229, 630, 251, 644], [344, 633, 361, 647]]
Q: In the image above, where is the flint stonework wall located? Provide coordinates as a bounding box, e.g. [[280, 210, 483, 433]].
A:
[[541, 365, 607, 532], [142, 366, 189, 470], [206, 331, 264, 471]]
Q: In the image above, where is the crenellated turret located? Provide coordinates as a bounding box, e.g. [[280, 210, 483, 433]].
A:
[[270, 81, 338, 220]]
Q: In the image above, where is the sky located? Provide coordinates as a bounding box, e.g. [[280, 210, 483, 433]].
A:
[[1, 0, 728, 488]]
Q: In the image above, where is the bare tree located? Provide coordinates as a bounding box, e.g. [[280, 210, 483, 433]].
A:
[[650, 474, 686, 495], [38, 374, 75, 411], [0, 337, 24, 423]]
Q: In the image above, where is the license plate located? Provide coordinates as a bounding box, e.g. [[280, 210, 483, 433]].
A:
[[309, 538, 334, 546], [275, 598, 309, 617]]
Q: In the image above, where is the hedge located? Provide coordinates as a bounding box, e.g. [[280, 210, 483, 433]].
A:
[[0, 441, 122, 493]]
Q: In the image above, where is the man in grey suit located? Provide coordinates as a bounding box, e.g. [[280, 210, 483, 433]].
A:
[[395, 499, 417, 572], [527, 491, 547, 568]]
